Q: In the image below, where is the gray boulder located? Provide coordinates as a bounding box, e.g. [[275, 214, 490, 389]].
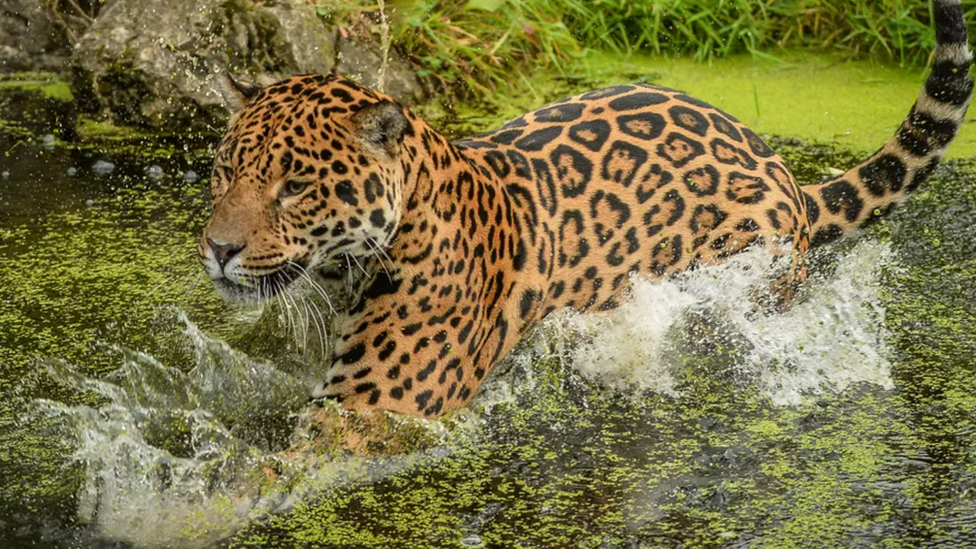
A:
[[0, 0, 71, 72], [336, 35, 425, 105], [71, 0, 336, 130], [71, 0, 424, 131]]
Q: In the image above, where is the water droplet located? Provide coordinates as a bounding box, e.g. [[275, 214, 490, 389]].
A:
[[183, 170, 199, 183], [85, 199, 95, 207], [146, 165, 165, 180], [1, 171, 9, 179], [67, 167, 78, 176], [93, 160, 115, 176], [42, 134, 56, 149], [460, 535, 483, 547]]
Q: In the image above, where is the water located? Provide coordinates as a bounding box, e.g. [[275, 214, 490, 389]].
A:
[[26, 316, 458, 548], [553, 242, 894, 405], [7, 242, 902, 548], [3, 70, 976, 548]]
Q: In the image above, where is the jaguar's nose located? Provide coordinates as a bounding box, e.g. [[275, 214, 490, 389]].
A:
[[207, 238, 245, 270]]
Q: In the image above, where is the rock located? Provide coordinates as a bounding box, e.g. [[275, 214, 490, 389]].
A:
[[70, 0, 338, 130], [0, 0, 71, 72], [336, 36, 425, 105], [69, 0, 426, 131]]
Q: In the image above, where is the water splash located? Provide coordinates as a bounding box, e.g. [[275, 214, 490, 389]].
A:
[[524, 241, 894, 405], [29, 314, 455, 549], [23, 243, 897, 547]]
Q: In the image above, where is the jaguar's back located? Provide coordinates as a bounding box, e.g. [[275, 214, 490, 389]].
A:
[[455, 84, 812, 318]]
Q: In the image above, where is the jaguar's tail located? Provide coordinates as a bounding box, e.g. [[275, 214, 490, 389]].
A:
[[803, 0, 973, 247]]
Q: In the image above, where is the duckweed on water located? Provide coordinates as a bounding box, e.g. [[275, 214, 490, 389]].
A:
[[0, 73, 74, 102], [2, 53, 976, 548], [441, 51, 976, 159]]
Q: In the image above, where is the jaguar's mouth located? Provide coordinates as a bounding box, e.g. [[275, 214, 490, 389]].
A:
[[211, 268, 299, 304], [208, 253, 375, 306]]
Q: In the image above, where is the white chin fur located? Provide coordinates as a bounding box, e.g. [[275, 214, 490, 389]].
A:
[[211, 278, 267, 305]]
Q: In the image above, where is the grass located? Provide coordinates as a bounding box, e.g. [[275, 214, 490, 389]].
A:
[[314, 0, 976, 101], [573, 0, 976, 65], [440, 50, 976, 159], [316, 0, 586, 100]]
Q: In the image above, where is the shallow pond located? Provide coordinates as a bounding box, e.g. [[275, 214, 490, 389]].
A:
[[2, 53, 976, 548]]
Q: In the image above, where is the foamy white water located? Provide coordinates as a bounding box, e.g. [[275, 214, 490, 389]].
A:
[[30, 315, 454, 549], [530, 241, 894, 404]]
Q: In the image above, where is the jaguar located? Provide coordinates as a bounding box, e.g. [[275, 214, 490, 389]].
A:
[[200, 0, 972, 418]]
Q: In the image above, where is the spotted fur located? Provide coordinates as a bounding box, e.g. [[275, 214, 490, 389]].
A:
[[200, 0, 972, 418]]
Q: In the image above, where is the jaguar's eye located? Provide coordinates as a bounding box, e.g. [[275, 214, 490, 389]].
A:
[[282, 179, 309, 198]]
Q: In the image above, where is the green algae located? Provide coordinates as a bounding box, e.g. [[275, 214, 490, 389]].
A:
[[76, 116, 154, 141], [2, 54, 976, 548], [0, 180, 225, 375], [0, 73, 74, 102], [0, 73, 217, 161], [441, 50, 976, 161]]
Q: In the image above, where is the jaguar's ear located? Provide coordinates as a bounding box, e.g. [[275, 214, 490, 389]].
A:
[[352, 100, 408, 157], [219, 72, 263, 112]]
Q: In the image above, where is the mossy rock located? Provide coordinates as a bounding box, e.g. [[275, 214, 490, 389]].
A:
[[69, 0, 337, 131]]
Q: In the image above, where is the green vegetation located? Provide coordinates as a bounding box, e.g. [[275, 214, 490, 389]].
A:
[[75, 116, 151, 140], [318, 0, 584, 99], [74, 116, 218, 161], [573, 0, 976, 64], [436, 51, 975, 159], [0, 72, 74, 102], [319, 0, 976, 100]]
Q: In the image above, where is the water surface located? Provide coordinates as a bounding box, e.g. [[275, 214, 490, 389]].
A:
[[2, 54, 976, 548]]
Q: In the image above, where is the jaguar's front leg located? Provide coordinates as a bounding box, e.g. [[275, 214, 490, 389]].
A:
[[311, 282, 500, 417]]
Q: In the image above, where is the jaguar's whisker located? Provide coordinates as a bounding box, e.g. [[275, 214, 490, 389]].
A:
[[308, 296, 329, 356], [344, 254, 354, 291], [273, 284, 287, 341], [301, 293, 329, 359], [278, 280, 300, 349], [349, 253, 371, 279], [286, 261, 337, 316], [369, 236, 396, 270], [286, 286, 309, 351], [365, 237, 393, 281]]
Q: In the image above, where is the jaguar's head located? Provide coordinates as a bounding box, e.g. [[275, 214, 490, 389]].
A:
[[200, 74, 410, 304]]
